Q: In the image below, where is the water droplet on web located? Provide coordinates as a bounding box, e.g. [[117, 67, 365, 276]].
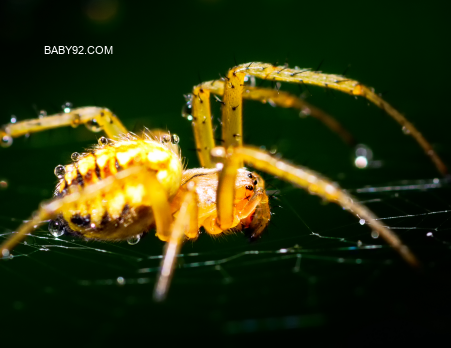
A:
[[10, 115, 17, 123], [300, 107, 311, 117], [371, 231, 379, 239], [117, 276, 125, 285], [426, 232, 433, 237], [48, 220, 65, 237], [71, 152, 81, 161], [161, 134, 171, 144], [269, 146, 277, 155], [2, 249, 10, 257], [402, 126, 411, 134], [1, 134, 13, 148], [0, 180, 7, 190], [54, 165, 66, 179], [127, 234, 141, 245], [85, 119, 102, 132], [62, 102, 72, 113], [39, 110, 47, 119], [171, 134, 180, 145], [357, 240, 363, 247], [98, 136, 109, 146], [354, 144, 373, 169], [359, 218, 366, 225], [182, 94, 193, 121]]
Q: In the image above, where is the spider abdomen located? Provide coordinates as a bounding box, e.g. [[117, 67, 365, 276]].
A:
[[54, 137, 182, 240]]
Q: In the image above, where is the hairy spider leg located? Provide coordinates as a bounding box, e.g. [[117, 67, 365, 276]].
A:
[[211, 145, 420, 268], [0, 166, 173, 256], [190, 81, 357, 168], [154, 182, 199, 302], [228, 62, 447, 176], [191, 86, 216, 168], [0, 107, 128, 145]]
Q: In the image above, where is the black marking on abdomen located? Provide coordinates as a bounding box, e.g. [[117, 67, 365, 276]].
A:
[[76, 169, 84, 187], [118, 204, 130, 224], [71, 214, 91, 228]]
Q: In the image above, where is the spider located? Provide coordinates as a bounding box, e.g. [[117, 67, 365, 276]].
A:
[[0, 62, 444, 301]]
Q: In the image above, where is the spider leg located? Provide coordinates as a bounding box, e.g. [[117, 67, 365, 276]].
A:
[[1, 107, 128, 147], [224, 62, 447, 176], [0, 166, 173, 256], [198, 80, 357, 147], [154, 182, 199, 302], [190, 86, 216, 168], [211, 145, 420, 268]]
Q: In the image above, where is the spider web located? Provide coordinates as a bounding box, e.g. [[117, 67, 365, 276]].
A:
[[1, 135, 450, 344]]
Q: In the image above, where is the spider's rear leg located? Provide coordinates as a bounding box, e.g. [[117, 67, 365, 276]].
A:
[[154, 182, 199, 302], [230, 62, 447, 176], [0, 165, 173, 256], [1, 107, 128, 147], [211, 145, 421, 269]]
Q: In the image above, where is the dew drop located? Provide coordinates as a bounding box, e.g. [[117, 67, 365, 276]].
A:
[[355, 156, 368, 169], [85, 119, 102, 132], [299, 107, 311, 118], [117, 276, 125, 285], [98, 136, 109, 146], [127, 234, 141, 245], [62, 102, 72, 113], [54, 165, 66, 179], [39, 110, 47, 119], [1, 134, 13, 148], [171, 134, 180, 145], [182, 94, 193, 121], [359, 218, 366, 225], [357, 240, 363, 247], [426, 232, 433, 237], [161, 134, 171, 144], [48, 220, 65, 237], [2, 249, 10, 258], [10, 115, 17, 124], [0, 180, 8, 189], [402, 126, 411, 135], [269, 146, 277, 155], [371, 231, 379, 239], [71, 152, 81, 161]]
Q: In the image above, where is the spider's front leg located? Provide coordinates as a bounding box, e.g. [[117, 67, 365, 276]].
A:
[[211, 145, 420, 268], [1, 107, 128, 147], [154, 182, 199, 302]]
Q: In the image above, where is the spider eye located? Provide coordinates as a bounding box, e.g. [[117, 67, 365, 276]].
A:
[[247, 173, 253, 178], [253, 180, 258, 186], [245, 185, 254, 191]]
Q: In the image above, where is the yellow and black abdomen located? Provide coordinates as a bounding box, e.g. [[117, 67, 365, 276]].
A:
[[54, 137, 182, 241]]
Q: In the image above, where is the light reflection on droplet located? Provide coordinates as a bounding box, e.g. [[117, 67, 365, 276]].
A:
[[127, 234, 141, 245], [355, 156, 368, 169], [359, 218, 366, 225], [117, 276, 125, 285], [426, 232, 433, 237], [371, 231, 379, 239]]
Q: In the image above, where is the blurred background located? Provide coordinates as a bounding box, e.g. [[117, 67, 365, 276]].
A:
[[1, 0, 450, 346]]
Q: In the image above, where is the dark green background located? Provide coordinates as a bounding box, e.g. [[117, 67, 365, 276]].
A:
[[1, 0, 450, 346]]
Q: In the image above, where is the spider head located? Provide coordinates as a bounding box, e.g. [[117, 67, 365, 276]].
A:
[[240, 171, 270, 242]]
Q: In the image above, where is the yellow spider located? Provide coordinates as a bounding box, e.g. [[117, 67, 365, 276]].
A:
[[0, 62, 444, 301]]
